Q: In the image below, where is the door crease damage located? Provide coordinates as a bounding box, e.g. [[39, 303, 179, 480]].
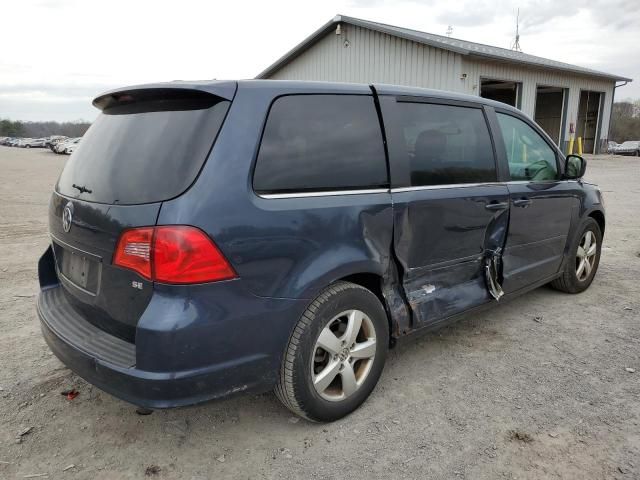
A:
[[395, 204, 509, 331], [482, 206, 509, 301]]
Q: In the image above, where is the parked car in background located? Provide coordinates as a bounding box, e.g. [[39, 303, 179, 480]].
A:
[[63, 139, 80, 154], [612, 140, 640, 156], [607, 141, 619, 153], [46, 136, 67, 150], [37, 80, 605, 422], [53, 139, 69, 153], [22, 138, 48, 148], [49, 137, 69, 152], [54, 137, 81, 154], [0, 136, 80, 150]]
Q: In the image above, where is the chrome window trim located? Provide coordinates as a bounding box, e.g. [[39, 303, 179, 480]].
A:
[[259, 178, 571, 198], [258, 188, 389, 199], [391, 182, 503, 193], [505, 180, 562, 185]]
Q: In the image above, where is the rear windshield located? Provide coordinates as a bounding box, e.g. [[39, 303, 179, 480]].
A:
[[56, 91, 230, 205]]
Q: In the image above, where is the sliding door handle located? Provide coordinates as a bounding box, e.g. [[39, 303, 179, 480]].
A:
[[513, 198, 532, 208], [485, 201, 509, 211]]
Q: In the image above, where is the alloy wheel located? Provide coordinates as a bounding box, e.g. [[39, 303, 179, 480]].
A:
[[576, 230, 597, 281], [311, 309, 377, 402]]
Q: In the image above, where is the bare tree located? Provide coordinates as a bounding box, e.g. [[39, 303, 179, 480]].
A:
[[610, 101, 640, 142]]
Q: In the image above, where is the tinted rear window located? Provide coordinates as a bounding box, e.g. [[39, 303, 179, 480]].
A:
[[56, 91, 230, 205], [253, 94, 387, 193]]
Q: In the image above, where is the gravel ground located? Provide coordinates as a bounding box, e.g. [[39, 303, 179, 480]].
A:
[[0, 146, 638, 480]]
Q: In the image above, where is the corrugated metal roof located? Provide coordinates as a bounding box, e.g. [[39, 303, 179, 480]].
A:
[[257, 14, 632, 82]]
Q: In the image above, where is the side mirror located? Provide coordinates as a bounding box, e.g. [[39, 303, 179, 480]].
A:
[[564, 154, 587, 180]]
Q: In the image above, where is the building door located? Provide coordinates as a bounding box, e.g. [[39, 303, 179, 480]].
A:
[[480, 79, 522, 109], [534, 86, 566, 146], [576, 91, 602, 154]]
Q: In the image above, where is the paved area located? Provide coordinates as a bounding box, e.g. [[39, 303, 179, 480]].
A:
[[0, 146, 638, 479]]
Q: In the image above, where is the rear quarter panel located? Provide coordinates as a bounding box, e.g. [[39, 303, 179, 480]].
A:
[[156, 82, 394, 300]]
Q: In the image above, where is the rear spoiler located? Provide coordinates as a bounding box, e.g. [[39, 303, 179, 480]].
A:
[[93, 80, 237, 112]]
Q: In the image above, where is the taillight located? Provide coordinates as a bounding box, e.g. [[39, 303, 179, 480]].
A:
[[153, 226, 236, 284], [113, 227, 153, 280], [113, 226, 237, 284]]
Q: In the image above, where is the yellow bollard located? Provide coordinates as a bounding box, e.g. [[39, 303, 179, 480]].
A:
[[577, 137, 583, 155], [568, 136, 574, 155]]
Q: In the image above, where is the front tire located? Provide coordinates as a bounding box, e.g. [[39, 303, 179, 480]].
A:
[[275, 281, 389, 422], [551, 217, 602, 293]]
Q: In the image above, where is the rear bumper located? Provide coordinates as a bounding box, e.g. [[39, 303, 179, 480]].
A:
[[39, 314, 268, 408], [37, 285, 307, 408]]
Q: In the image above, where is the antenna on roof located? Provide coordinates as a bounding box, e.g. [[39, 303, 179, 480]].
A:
[[446, 25, 453, 37], [511, 8, 522, 52]]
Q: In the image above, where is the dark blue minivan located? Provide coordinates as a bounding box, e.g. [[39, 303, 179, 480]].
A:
[[37, 80, 604, 421]]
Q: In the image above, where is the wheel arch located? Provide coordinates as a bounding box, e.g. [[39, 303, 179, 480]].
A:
[[296, 266, 395, 345], [588, 209, 605, 236], [335, 270, 407, 348], [340, 272, 384, 303]]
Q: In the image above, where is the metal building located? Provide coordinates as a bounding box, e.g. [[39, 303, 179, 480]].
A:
[[257, 15, 632, 154]]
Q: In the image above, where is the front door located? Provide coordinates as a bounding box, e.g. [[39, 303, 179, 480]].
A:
[[380, 95, 510, 327], [493, 111, 577, 293]]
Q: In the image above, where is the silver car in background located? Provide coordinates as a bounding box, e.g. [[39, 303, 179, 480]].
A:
[[612, 140, 640, 156], [22, 138, 48, 148], [54, 137, 81, 154]]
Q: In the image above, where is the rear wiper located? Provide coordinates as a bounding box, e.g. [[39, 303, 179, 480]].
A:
[[72, 184, 92, 194]]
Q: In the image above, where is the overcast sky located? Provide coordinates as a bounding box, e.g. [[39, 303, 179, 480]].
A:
[[1, 0, 638, 122]]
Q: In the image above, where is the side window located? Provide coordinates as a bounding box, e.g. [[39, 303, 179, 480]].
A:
[[496, 113, 558, 181], [253, 95, 387, 193], [395, 102, 497, 186]]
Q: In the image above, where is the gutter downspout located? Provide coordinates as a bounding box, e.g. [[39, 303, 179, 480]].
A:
[[607, 81, 630, 144]]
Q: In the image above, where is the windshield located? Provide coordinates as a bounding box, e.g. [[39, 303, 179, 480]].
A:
[[56, 92, 230, 205]]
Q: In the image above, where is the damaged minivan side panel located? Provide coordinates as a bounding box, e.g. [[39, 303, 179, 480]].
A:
[[378, 93, 509, 330], [391, 186, 510, 327]]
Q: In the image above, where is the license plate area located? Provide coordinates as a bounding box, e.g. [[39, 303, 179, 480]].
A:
[[52, 241, 101, 294]]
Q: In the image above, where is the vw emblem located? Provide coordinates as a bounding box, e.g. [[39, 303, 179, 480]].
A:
[[62, 202, 73, 233]]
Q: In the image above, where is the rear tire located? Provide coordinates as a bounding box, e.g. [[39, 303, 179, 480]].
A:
[[275, 281, 389, 422], [551, 217, 602, 293]]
